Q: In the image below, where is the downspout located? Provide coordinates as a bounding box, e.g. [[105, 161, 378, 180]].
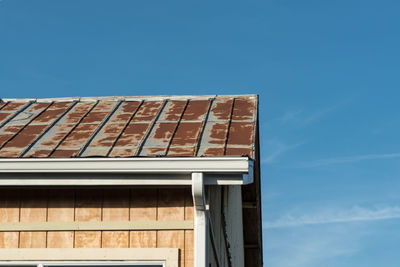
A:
[[192, 172, 209, 267]]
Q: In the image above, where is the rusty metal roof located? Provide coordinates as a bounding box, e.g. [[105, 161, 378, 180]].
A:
[[0, 95, 258, 158]]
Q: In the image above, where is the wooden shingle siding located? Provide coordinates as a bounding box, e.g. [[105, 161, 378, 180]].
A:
[[47, 189, 74, 248], [102, 189, 130, 248], [0, 188, 194, 267], [0, 189, 19, 248], [19, 189, 47, 248], [130, 188, 157, 248]]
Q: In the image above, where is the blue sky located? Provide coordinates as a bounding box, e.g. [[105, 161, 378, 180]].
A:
[[1, 0, 400, 266]]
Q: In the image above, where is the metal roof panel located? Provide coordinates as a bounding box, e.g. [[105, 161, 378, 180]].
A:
[[0, 95, 258, 158]]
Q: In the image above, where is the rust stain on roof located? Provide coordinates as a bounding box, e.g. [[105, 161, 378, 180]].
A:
[[31, 102, 50, 111], [34, 102, 73, 123], [171, 122, 203, 146], [109, 101, 141, 123], [59, 124, 98, 148], [232, 98, 256, 121], [152, 123, 177, 141], [226, 147, 253, 156], [0, 102, 76, 157], [227, 122, 255, 146], [200, 147, 225, 157], [0, 102, 29, 126], [159, 101, 187, 122], [25, 149, 53, 158], [210, 99, 233, 121], [182, 100, 210, 121], [90, 124, 126, 146], [131, 101, 164, 122], [3, 125, 47, 148], [113, 123, 149, 147], [0, 95, 258, 158], [65, 102, 96, 124], [2, 103, 26, 111], [51, 149, 81, 158], [209, 122, 229, 144], [167, 146, 196, 157], [140, 146, 167, 157], [108, 147, 137, 158]]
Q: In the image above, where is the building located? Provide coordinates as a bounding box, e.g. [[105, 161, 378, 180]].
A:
[[0, 94, 262, 267]]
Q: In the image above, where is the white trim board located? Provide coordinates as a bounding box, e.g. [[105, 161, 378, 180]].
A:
[[0, 220, 194, 231], [0, 248, 178, 267], [0, 173, 248, 186]]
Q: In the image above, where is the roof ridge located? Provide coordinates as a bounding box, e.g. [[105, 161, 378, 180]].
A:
[[1, 94, 258, 103]]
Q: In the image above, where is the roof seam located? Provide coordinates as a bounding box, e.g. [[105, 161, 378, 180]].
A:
[[223, 98, 236, 155], [48, 100, 100, 157], [194, 98, 214, 157], [106, 100, 144, 157], [76, 101, 124, 157], [135, 99, 168, 156], [0, 102, 8, 112], [164, 99, 189, 156], [20, 101, 79, 158], [0, 101, 34, 131], [0, 101, 53, 152]]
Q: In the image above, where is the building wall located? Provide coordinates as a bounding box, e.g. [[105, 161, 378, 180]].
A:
[[224, 185, 245, 267], [207, 185, 245, 267], [208, 185, 228, 267], [0, 187, 194, 267]]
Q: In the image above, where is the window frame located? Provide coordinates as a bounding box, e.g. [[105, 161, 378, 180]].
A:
[[0, 262, 164, 267], [0, 249, 179, 267]]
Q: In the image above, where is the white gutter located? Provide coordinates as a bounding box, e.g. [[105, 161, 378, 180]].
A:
[[192, 173, 209, 267], [0, 157, 251, 173], [0, 157, 253, 186]]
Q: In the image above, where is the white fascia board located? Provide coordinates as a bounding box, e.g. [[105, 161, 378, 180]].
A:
[[0, 157, 254, 186]]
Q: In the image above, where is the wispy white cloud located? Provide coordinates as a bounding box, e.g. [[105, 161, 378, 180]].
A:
[[264, 205, 400, 229], [264, 223, 364, 267], [262, 140, 304, 164], [277, 100, 345, 127], [295, 152, 400, 168], [301, 102, 341, 125], [278, 109, 303, 124], [263, 205, 388, 266]]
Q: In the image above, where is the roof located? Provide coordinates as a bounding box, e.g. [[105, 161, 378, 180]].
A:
[[0, 95, 258, 158], [0, 94, 262, 266]]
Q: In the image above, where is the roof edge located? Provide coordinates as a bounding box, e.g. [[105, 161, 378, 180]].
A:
[[1, 94, 258, 103]]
